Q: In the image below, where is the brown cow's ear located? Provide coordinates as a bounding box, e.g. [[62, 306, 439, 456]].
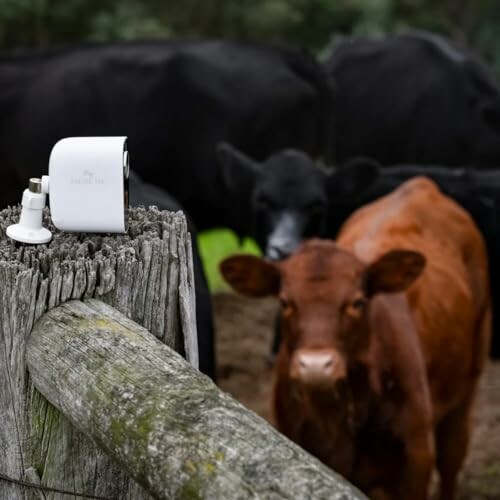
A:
[[363, 249, 426, 296], [220, 255, 280, 297]]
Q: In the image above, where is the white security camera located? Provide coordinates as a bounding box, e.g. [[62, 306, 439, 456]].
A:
[[7, 137, 129, 244]]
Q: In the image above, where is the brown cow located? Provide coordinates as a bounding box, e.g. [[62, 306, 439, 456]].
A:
[[220, 177, 490, 500]]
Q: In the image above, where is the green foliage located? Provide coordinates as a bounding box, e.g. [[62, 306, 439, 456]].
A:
[[1, 0, 499, 78], [90, 3, 169, 42], [197, 229, 261, 292]]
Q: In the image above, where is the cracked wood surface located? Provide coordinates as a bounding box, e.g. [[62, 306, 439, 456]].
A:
[[27, 299, 366, 500], [0, 205, 197, 499]]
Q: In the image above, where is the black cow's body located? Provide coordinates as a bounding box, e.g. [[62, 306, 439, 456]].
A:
[[128, 170, 216, 379], [325, 32, 500, 166], [0, 40, 334, 234]]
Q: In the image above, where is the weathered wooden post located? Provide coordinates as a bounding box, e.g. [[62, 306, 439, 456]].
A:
[[0, 205, 197, 499]]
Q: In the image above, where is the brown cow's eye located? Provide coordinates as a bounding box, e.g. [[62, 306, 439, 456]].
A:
[[279, 296, 289, 308], [279, 296, 295, 315], [345, 296, 366, 317], [352, 298, 366, 310]]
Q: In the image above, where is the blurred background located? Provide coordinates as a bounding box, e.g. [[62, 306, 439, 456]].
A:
[[4, 0, 497, 290], [2, 0, 500, 290], [1, 0, 499, 77], [0, 0, 500, 291]]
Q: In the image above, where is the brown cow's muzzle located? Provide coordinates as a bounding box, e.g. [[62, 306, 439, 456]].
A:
[[290, 348, 347, 388]]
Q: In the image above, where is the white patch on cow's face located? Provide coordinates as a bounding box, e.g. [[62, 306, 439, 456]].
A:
[[266, 211, 303, 261]]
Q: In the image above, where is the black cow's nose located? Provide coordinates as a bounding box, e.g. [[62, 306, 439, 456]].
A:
[[266, 245, 291, 261]]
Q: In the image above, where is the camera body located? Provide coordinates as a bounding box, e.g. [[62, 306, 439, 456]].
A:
[[6, 136, 130, 244], [46, 136, 129, 233]]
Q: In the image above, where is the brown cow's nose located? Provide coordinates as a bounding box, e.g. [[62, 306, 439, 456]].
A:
[[298, 352, 334, 376], [291, 349, 344, 386]]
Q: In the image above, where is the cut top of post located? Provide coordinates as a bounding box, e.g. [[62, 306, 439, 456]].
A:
[[0, 205, 198, 361]]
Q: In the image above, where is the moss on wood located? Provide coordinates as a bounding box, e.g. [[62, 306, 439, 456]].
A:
[[27, 300, 366, 500]]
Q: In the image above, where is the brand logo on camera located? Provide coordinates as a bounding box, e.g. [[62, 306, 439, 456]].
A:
[[70, 169, 105, 185]]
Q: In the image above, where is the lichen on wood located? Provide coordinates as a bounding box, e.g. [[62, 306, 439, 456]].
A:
[[0, 205, 197, 499], [27, 299, 366, 500]]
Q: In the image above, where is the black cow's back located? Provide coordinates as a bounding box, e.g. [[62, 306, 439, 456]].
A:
[[325, 31, 500, 167]]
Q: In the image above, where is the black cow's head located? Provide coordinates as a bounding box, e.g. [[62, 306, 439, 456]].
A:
[[216, 142, 379, 260]]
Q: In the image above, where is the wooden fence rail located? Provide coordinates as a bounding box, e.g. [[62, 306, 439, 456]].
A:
[[27, 299, 365, 499]]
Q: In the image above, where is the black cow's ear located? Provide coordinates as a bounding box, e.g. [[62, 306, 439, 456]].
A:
[[327, 157, 380, 199], [363, 249, 426, 297], [216, 142, 261, 195]]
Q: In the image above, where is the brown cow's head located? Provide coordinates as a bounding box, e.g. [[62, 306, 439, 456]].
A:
[[220, 240, 425, 391]]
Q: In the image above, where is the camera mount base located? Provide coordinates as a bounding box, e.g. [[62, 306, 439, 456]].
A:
[[6, 224, 52, 245], [6, 178, 52, 245]]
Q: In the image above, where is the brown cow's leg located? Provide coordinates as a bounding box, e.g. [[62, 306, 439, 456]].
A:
[[402, 433, 434, 500], [435, 395, 475, 500]]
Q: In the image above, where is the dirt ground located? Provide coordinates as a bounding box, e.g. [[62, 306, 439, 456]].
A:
[[213, 292, 500, 500]]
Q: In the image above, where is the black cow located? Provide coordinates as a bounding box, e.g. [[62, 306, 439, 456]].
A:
[[324, 31, 500, 166], [128, 170, 216, 379], [218, 144, 500, 357], [0, 40, 334, 235]]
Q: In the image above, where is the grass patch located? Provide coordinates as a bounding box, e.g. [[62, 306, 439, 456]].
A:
[[197, 228, 261, 292]]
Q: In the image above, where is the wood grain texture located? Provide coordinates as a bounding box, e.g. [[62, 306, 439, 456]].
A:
[[0, 205, 197, 499], [27, 299, 366, 500]]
